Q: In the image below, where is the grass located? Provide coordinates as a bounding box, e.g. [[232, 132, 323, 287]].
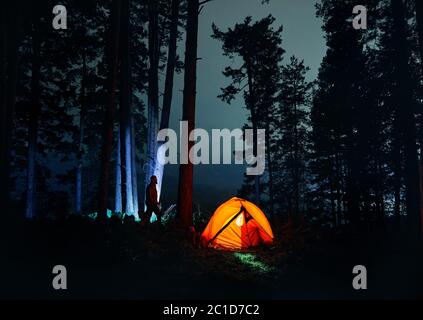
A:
[[1, 214, 423, 299], [233, 252, 274, 273]]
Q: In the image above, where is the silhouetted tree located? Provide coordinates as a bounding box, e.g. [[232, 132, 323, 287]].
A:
[[213, 15, 284, 209], [177, 0, 200, 227], [275, 56, 312, 221], [390, 0, 421, 236], [99, 0, 121, 217]]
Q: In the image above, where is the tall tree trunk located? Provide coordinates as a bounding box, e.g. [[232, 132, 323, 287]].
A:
[[119, 0, 134, 215], [393, 133, 402, 221], [156, 0, 180, 198], [335, 152, 342, 225], [375, 154, 385, 224], [293, 103, 299, 220], [1, 4, 20, 214], [245, 58, 260, 205], [391, 0, 421, 238], [414, 0, 423, 234], [25, 18, 41, 219], [330, 168, 336, 227], [144, 0, 160, 210], [160, 0, 180, 130], [177, 0, 199, 227], [131, 118, 139, 217], [115, 127, 122, 213], [253, 117, 260, 205], [98, 0, 121, 217], [265, 121, 274, 216], [75, 48, 87, 215], [1, 5, 8, 211]]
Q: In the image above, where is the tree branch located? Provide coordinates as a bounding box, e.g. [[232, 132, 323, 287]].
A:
[[199, 0, 214, 5]]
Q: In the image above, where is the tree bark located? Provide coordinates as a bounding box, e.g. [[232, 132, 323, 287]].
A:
[[293, 103, 299, 219], [265, 120, 274, 216], [245, 57, 260, 205], [160, 0, 180, 131], [115, 127, 122, 213], [98, 0, 121, 217], [119, 0, 134, 215], [75, 47, 87, 215], [25, 18, 41, 219], [1, 4, 20, 214], [144, 0, 160, 210], [414, 0, 423, 235], [177, 0, 199, 227], [131, 118, 139, 217], [156, 0, 180, 197]]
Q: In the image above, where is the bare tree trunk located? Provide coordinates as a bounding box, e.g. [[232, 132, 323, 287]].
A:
[[75, 48, 87, 215], [245, 60, 260, 205], [115, 127, 122, 213], [329, 164, 336, 228], [335, 153, 342, 225], [25, 18, 41, 219], [144, 0, 160, 210], [253, 119, 260, 205], [265, 121, 274, 216], [131, 118, 139, 217], [156, 0, 180, 197], [375, 155, 385, 224], [119, 0, 134, 215], [177, 0, 199, 227], [293, 103, 299, 220], [98, 0, 121, 217], [393, 133, 402, 221], [414, 0, 423, 235], [160, 0, 180, 131], [1, 4, 20, 214]]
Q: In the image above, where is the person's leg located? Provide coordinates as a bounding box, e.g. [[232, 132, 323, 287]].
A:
[[153, 205, 162, 224], [143, 206, 153, 226]]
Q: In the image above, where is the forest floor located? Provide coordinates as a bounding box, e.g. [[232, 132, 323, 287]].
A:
[[1, 214, 422, 299]]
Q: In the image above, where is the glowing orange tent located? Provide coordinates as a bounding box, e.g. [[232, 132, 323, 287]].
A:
[[201, 197, 274, 250]]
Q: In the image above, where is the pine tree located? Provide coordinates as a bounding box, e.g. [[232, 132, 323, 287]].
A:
[[213, 15, 284, 208], [275, 56, 312, 222]]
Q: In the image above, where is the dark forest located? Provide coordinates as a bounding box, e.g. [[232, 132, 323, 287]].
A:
[[1, 0, 423, 300]]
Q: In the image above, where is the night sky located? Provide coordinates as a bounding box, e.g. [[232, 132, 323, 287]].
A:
[[161, 0, 326, 210]]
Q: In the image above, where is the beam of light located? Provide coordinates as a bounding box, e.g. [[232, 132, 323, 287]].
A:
[[124, 126, 134, 215], [154, 142, 166, 202], [131, 119, 139, 220], [233, 252, 273, 274], [115, 127, 122, 213], [144, 101, 159, 214]]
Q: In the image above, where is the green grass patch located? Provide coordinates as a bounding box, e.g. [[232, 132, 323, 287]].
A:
[[233, 252, 273, 274]]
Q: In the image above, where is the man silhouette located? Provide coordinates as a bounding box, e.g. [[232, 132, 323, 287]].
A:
[[143, 175, 161, 225]]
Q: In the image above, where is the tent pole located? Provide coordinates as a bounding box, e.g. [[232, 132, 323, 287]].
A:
[[209, 206, 244, 244]]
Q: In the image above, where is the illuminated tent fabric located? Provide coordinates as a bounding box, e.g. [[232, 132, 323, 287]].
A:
[[201, 197, 274, 250]]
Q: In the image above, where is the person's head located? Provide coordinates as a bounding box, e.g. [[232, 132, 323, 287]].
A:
[[150, 175, 158, 184]]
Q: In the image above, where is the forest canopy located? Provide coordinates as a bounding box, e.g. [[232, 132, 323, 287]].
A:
[[1, 0, 423, 239]]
